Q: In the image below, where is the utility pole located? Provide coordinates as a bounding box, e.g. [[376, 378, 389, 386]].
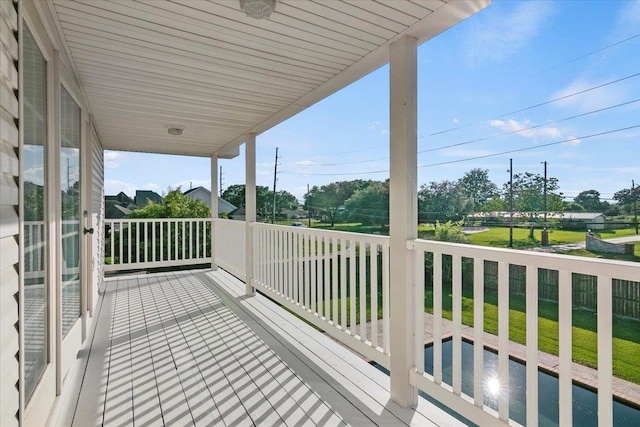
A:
[[272, 147, 279, 224], [633, 179, 638, 235], [509, 158, 514, 248], [307, 183, 311, 227]]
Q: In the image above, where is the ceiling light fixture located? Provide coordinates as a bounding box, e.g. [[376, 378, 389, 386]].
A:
[[239, 0, 276, 19], [167, 125, 184, 136]]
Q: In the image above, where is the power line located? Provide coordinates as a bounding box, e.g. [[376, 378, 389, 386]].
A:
[[550, 33, 640, 70], [420, 71, 640, 139], [281, 124, 640, 177], [284, 98, 640, 168]]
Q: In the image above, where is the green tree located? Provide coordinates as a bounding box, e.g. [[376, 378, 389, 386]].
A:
[[613, 186, 640, 214], [433, 220, 469, 243], [563, 201, 585, 212], [573, 189, 603, 212], [503, 172, 563, 216], [344, 180, 389, 226], [418, 180, 469, 223], [457, 168, 499, 212], [128, 188, 210, 218], [304, 180, 371, 226], [221, 184, 298, 220]]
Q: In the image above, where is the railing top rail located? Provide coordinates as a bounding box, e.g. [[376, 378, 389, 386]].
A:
[[104, 218, 211, 223], [250, 221, 390, 245], [410, 238, 640, 280]]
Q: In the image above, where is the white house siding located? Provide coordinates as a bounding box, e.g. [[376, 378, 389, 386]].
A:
[[91, 128, 104, 298], [0, 1, 20, 425]]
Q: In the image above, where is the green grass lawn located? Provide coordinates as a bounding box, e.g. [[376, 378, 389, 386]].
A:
[[561, 246, 640, 262], [424, 289, 640, 384], [469, 226, 639, 248]]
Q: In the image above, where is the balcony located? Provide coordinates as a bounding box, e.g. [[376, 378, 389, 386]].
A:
[[84, 218, 640, 426]]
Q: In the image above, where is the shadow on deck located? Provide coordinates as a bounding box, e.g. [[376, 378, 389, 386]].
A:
[[57, 269, 467, 426]]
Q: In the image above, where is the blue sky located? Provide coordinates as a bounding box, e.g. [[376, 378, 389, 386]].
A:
[[105, 0, 640, 204]]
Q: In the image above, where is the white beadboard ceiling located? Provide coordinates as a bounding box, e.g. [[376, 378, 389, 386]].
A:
[[49, 0, 489, 158]]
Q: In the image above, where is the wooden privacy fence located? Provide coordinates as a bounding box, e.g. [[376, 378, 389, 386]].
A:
[[428, 257, 640, 319]]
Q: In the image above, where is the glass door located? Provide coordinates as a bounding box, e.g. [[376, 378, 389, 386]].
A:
[[60, 86, 81, 337], [22, 25, 48, 403]]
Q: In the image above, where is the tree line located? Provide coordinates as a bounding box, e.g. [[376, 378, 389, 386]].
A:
[[124, 174, 638, 228]]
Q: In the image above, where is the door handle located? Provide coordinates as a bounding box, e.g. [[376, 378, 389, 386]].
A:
[[83, 227, 94, 235]]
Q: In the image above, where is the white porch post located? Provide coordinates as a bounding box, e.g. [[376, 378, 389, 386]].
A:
[[211, 154, 218, 270], [245, 133, 256, 296], [389, 35, 418, 408]]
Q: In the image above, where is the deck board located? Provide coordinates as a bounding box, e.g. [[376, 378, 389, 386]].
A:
[[69, 269, 466, 426]]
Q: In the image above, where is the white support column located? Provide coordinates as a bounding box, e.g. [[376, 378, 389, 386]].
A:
[[245, 133, 256, 296], [211, 155, 218, 270], [388, 35, 418, 408]]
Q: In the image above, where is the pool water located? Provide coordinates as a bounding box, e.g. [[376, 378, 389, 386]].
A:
[[423, 340, 640, 426]]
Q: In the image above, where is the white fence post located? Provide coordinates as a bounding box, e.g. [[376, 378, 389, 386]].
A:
[[245, 133, 256, 296]]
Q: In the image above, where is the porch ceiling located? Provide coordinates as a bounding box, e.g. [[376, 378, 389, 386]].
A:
[[49, 0, 489, 158]]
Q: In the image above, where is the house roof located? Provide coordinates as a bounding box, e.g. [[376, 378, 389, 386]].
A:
[[45, 0, 489, 158]]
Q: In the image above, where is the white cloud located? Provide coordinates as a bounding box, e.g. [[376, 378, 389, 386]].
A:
[[295, 160, 316, 167], [488, 119, 561, 140], [550, 78, 627, 113], [104, 151, 130, 170], [381, 129, 389, 135], [453, 118, 459, 124], [141, 183, 162, 194], [104, 179, 137, 197], [464, 2, 554, 64], [368, 121, 382, 131], [563, 135, 581, 146]]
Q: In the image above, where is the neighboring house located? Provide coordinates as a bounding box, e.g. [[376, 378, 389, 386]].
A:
[[135, 190, 162, 206], [469, 211, 607, 230], [548, 212, 606, 230], [227, 207, 246, 221], [281, 207, 306, 219], [105, 203, 131, 219], [183, 186, 237, 215], [105, 191, 133, 205]]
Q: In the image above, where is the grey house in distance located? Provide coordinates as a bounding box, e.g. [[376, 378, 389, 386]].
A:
[[184, 186, 237, 215]]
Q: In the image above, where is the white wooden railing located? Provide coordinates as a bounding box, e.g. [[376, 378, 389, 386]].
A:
[[104, 218, 210, 272], [251, 223, 391, 368], [214, 218, 246, 280], [100, 218, 638, 425], [409, 238, 640, 427]]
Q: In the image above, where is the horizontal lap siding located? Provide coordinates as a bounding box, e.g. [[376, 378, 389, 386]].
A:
[[0, 1, 20, 426]]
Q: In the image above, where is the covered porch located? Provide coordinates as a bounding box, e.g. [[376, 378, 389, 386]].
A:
[[56, 268, 463, 426]]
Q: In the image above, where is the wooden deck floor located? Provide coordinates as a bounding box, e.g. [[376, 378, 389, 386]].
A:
[[61, 269, 466, 426]]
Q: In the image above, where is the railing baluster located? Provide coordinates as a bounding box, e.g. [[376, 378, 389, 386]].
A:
[[323, 236, 330, 320], [497, 261, 510, 422], [182, 220, 186, 260], [371, 244, 378, 348], [341, 237, 347, 332], [526, 265, 539, 426], [359, 241, 367, 340], [127, 220, 131, 264], [152, 220, 156, 262], [382, 244, 390, 355], [433, 251, 442, 385], [414, 247, 424, 374], [598, 274, 613, 427], [135, 221, 140, 263], [311, 234, 317, 313], [332, 237, 338, 326], [558, 270, 572, 427], [473, 257, 484, 408], [452, 254, 462, 395], [296, 233, 304, 306], [349, 240, 356, 335]]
